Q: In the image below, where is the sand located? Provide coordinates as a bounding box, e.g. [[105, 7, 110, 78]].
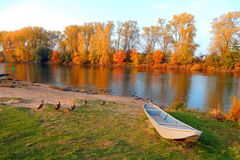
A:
[[0, 80, 145, 109]]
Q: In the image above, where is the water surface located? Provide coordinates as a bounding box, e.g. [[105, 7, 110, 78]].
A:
[[1, 63, 239, 112]]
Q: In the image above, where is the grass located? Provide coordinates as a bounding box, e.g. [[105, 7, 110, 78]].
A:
[[0, 100, 240, 160]]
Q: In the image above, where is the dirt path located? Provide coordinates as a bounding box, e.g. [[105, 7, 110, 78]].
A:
[[0, 81, 145, 109]]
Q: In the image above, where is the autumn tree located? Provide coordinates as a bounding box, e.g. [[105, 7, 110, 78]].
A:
[[51, 50, 61, 64], [100, 22, 114, 65], [0, 27, 55, 62], [88, 35, 97, 64], [72, 33, 87, 65], [130, 48, 140, 66], [113, 49, 126, 64], [21, 26, 52, 50], [204, 53, 220, 67], [170, 13, 197, 65], [115, 20, 139, 53], [157, 19, 173, 57], [64, 25, 81, 54], [47, 31, 63, 50], [142, 26, 159, 53], [73, 23, 95, 65], [153, 50, 165, 66], [89, 22, 114, 65], [210, 11, 240, 69]]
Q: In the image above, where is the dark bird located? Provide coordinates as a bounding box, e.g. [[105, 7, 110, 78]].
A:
[[37, 100, 44, 110], [55, 102, 61, 110], [84, 99, 87, 105], [70, 104, 76, 111], [101, 100, 105, 105]]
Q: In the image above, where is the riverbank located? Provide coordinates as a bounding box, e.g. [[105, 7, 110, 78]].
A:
[[0, 79, 145, 109], [0, 98, 240, 159]]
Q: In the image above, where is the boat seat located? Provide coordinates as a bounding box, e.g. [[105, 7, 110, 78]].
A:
[[160, 123, 193, 130]]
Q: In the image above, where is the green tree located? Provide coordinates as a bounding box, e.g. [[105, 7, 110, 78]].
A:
[[33, 47, 51, 63]]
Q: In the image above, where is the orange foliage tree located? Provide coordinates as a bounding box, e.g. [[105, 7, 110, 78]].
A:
[[153, 50, 165, 66], [130, 48, 140, 66], [113, 50, 126, 64], [51, 50, 61, 64]]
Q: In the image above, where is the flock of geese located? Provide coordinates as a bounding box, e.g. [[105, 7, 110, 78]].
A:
[[37, 99, 105, 112]]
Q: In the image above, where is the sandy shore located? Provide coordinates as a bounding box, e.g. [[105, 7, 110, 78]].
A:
[[0, 80, 145, 109]]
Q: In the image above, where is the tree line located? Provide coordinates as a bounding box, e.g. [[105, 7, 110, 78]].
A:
[[0, 11, 239, 71]]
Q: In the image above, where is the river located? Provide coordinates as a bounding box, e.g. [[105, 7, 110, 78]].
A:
[[0, 63, 239, 112]]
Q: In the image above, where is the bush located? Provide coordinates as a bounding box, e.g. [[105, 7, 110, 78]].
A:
[[50, 50, 61, 64], [209, 105, 225, 121], [206, 66, 216, 71], [226, 96, 240, 122], [168, 102, 187, 111], [191, 64, 202, 71], [234, 63, 240, 71]]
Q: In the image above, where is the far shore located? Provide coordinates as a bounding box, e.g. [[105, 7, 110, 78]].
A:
[[1, 62, 240, 74], [0, 79, 146, 109]]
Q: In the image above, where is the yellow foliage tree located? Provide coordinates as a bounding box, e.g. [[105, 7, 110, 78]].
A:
[[170, 13, 197, 65]]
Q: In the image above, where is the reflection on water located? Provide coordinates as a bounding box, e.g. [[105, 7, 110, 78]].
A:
[[1, 63, 240, 112]]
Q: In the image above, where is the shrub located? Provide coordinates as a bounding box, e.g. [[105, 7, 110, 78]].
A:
[[50, 50, 61, 64], [226, 96, 240, 122], [191, 64, 202, 71], [234, 63, 240, 71], [113, 50, 126, 64], [209, 105, 225, 121], [206, 66, 216, 71], [168, 102, 187, 111], [153, 64, 167, 69], [153, 50, 165, 66]]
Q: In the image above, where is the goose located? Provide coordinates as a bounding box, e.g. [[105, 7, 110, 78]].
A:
[[101, 100, 105, 105], [84, 99, 87, 105], [55, 102, 61, 110], [37, 100, 44, 110], [70, 104, 76, 111]]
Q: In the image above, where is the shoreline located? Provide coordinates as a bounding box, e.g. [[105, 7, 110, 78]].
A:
[[1, 62, 240, 74], [0, 79, 146, 109]]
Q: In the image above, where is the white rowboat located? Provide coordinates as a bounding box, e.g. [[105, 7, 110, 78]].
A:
[[143, 103, 202, 141]]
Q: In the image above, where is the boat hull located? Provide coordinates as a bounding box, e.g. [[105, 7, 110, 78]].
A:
[[144, 103, 202, 141]]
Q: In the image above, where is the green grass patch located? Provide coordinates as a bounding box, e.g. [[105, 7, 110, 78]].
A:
[[0, 101, 239, 159]]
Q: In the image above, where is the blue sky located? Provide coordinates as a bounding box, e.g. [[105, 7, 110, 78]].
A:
[[0, 0, 239, 55]]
